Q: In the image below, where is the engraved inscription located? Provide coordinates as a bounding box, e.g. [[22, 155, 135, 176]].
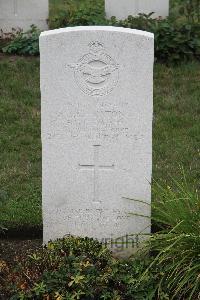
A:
[[50, 102, 133, 141], [68, 41, 119, 97], [79, 145, 114, 203]]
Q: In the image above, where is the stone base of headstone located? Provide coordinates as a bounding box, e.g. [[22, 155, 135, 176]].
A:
[[105, 0, 169, 20]]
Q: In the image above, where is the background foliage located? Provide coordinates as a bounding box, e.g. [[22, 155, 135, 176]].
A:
[[176, 0, 200, 23], [1, 0, 200, 63], [2, 26, 40, 56]]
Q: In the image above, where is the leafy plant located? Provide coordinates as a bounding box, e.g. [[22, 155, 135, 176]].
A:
[[2, 25, 40, 56], [2, 236, 164, 299], [144, 178, 200, 299], [110, 14, 200, 63], [49, 0, 106, 28], [179, 0, 200, 23], [2, 2, 200, 63]]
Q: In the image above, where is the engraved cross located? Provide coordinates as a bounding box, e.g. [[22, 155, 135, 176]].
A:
[[79, 145, 114, 204]]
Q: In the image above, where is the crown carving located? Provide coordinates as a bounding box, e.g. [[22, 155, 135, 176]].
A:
[[89, 41, 104, 53]]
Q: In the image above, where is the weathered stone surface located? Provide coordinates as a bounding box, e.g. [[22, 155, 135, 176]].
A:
[[105, 0, 169, 19], [40, 27, 154, 255], [0, 0, 48, 33]]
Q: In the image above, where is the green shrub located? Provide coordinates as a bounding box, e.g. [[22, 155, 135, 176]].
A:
[[3, 9, 200, 63], [49, 0, 106, 28], [2, 25, 40, 56], [110, 15, 200, 63], [145, 178, 200, 299], [178, 0, 200, 23], [2, 236, 165, 300]]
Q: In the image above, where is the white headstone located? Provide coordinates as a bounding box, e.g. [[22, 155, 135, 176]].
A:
[[40, 26, 154, 255], [105, 0, 169, 20], [0, 0, 48, 33]]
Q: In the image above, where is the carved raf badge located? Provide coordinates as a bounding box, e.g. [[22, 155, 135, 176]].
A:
[[68, 41, 119, 97]]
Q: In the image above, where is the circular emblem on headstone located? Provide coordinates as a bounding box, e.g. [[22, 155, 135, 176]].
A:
[[68, 41, 119, 97]]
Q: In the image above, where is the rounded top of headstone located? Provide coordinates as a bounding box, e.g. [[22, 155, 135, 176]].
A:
[[40, 26, 154, 40]]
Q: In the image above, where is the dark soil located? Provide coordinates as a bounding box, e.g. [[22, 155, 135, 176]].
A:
[[0, 239, 42, 300], [0, 239, 42, 264]]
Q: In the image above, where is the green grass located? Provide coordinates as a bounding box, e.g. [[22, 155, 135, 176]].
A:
[[0, 57, 41, 231], [153, 62, 200, 187], [0, 57, 199, 232], [147, 180, 200, 299]]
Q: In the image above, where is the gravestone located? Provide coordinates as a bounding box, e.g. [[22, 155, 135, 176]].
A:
[[105, 0, 169, 20], [0, 0, 48, 33], [40, 26, 154, 255]]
